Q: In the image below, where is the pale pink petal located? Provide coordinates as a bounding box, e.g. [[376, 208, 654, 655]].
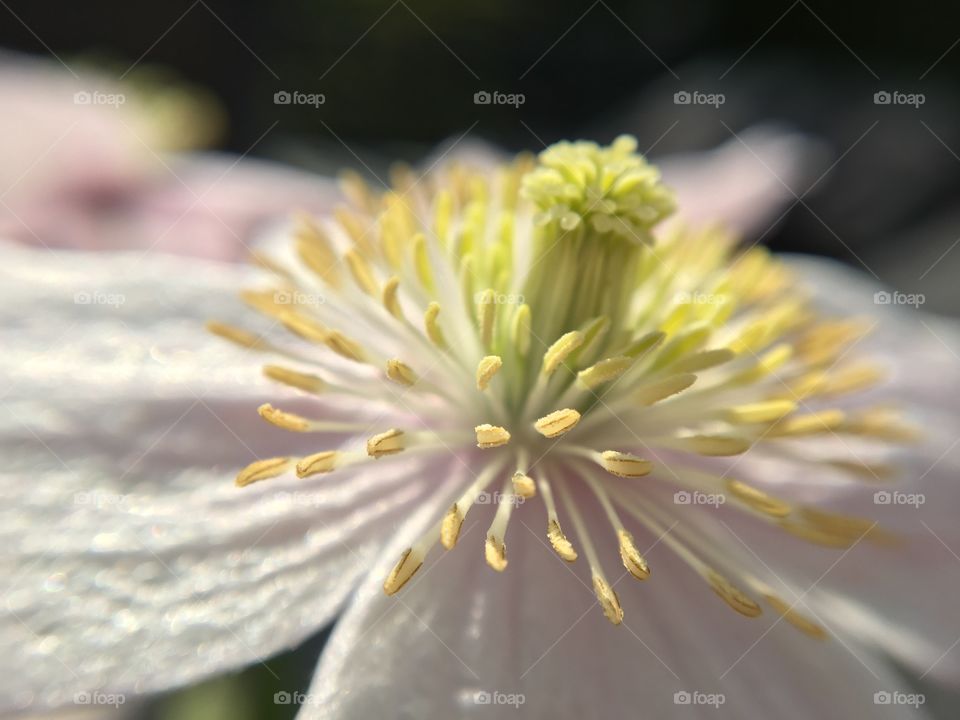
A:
[[658, 127, 824, 237], [302, 496, 924, 719], [0, 243, 428, 713]]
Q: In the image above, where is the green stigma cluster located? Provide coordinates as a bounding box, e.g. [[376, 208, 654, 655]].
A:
[[520, 135, 676, 245]]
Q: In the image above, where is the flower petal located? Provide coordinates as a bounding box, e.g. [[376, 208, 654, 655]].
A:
[[0, 243, 425, 712], [302, 497, 922, 719]]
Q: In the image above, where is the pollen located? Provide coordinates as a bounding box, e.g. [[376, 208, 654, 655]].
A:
[[217, 135, 911, 631]]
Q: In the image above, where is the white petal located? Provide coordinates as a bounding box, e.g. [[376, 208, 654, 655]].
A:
[[0, 244, 424, 712], [301, 498, 921, 719]]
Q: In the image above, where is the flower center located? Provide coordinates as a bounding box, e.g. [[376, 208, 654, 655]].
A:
[[213, 137, 915, 629]]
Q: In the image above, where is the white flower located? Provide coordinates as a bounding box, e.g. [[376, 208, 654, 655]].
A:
[[2, 131, 959, 720]]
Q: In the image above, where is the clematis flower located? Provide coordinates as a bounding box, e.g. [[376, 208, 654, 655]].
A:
[[3, 134, 959, 720]]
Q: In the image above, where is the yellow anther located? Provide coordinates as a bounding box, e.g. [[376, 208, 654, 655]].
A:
[[634, 373, 697, 405], [477, 288, 496, 349], [724, 400, 797, 424], [511, 303, 532, 357], [547, 519, 578, 562], [542, 331, 584, 376], [533, 408, 581, 438], [278, 310, 327, 343], [485, 534, 508, 572], [383, 548, 422, 596], [725, 480, 791, 518], [262, 365, 325, 394], [600, 450, 653, 478], [296, 451, 339, 478], [679, 434, 752, 456], [577, 356, 633, 390], [424, 302, 447, 349], [475, 424, 511, 448], [764, 594, 828, 639], [386, 358, 417, 387], [206, 321, 267, 350], [323, 330, 366, 363], [617, 529, 650, 580], [366, 429, 405, 458], [476, 355, 503, 391], [768, 410, 846, 437], [235, 457, 292, 487], [412, 234, 435, 292], [382, 276, 404, 320], [257, 403, 311, 432], [512, 472, 536, 498], [441, 504, 464, 549], [706, 570, 763, 617], [592, 574, 624, 625]]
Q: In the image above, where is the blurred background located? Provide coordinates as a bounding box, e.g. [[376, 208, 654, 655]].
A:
[[1, 0, 958, 717]]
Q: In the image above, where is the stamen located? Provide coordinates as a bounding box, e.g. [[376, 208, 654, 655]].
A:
[[257, 403, 368, 434], [206, 320, 268, 351], [386, 358, 417, 386], [616, 494, 762, 618], [296, 451, 340, 477], [424, 302, 447, 349], [367, 429, 405, 458], [725, 479, 791, 518], [257, 403, 310, 432], [767, 410, 845, 437], [512, 471, 536, 498], [763, 594, 828, 639], [599, 450, 653, 478], [476, 355, 503, 391], [671, 348, 736, 373], [557, 482, 622, 624], [344, 248, 379, 296], [278, 310, 328, 344], [669, 434, 752, 456], [323, 330, 366, 363], [538, 477, 577, 561], [724, 400, 797, 424], [633, 373, 697, 405], [705, 570, 764, 618], [542, 331, 584, 376], [262, 365, 325, 394], [441, 462, 505, 549], [235, 457, 293, 487], [577, 356, 633, 390], [511, 303, 532, 357], [584, 473, 649, 580], [485, 479, 517, 572], [534, 408, 581, 438], [475, 424, 511, 448], [477, 289, 496, 349], [382, 277, 404, 319]]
